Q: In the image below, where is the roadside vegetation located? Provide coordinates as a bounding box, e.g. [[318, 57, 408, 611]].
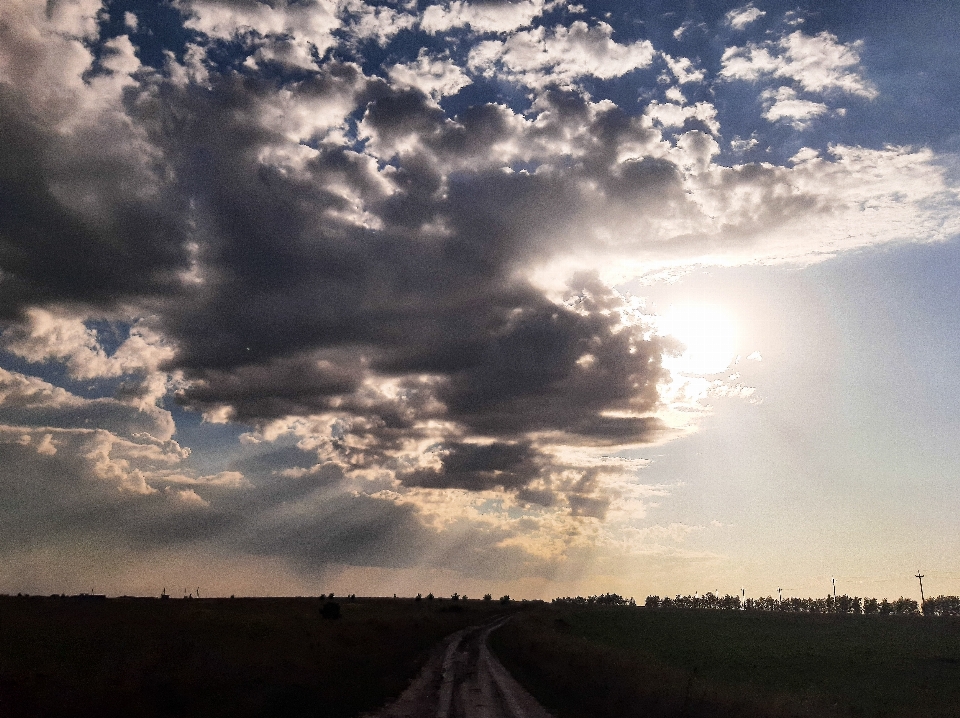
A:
[[0, 594, 513, 717], [489, 603, 960, 718]]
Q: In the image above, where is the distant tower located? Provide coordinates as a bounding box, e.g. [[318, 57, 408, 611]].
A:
[[915, 571, 925, 610]]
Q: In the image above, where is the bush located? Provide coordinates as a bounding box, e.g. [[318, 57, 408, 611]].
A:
[[500, 595, 511, 604], [483, 594, 493, 602]]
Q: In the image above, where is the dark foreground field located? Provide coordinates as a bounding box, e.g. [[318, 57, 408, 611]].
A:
[[489, 607, 960, 718], [0, 595, 512, 717]]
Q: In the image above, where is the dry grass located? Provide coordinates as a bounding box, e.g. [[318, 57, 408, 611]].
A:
[[489, 607, 960, 718], [0, 595, 510, 717]]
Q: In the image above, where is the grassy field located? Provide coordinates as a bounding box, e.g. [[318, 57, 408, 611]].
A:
[[0, 595, 511, 718], [490, 607, 960, 718]]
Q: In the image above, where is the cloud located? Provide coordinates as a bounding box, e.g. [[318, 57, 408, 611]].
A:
[[388, 51, 472, 101], [721, 30, 878, 98], [725, 4, 765, 30], [644, 100, 719, 135], [399, 441, 543, 491], [177, 0, 341, 53], [761, 86, 828, 127], [662, 54, 705, 84], [341, 0, 417, 45], [0, 3, 191, 316], [421, 0, 550, 34], [468, 21, 656, 88]]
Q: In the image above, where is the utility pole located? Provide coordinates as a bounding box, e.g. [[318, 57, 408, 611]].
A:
[[832, 576, 836, 599], [916, 571, 925, 612]]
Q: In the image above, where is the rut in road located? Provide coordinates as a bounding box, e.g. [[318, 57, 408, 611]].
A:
[[369, 617, 555, 718]]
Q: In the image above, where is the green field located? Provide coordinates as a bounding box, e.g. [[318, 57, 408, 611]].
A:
[[0, 595, 511, 718], [490, 607, 960, 718]]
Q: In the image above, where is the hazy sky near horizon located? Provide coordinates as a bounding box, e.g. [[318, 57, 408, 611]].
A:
[[2, 0, 959, 600]]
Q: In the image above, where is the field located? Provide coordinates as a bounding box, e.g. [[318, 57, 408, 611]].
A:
[[6, 596, 959, 718], [0, 595, 512, 718], [489, 606, 960, 718]]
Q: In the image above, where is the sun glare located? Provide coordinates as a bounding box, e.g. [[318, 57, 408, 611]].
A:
[[659, 303, 739, 375]]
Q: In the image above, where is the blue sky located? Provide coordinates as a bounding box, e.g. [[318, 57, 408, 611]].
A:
[[1, 0, 958, 600]]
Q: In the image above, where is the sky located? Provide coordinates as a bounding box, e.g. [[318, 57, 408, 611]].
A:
[[1, 0, 959, 601]]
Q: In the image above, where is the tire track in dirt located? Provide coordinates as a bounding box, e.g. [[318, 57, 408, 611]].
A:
[[368, 617, 555, 718]]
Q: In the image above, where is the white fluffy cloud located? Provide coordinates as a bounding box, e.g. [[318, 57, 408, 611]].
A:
[[662, 54, 705, 84], [421, 0, 549, 34], [644, 100, 720, 135], [178, 0, 340, 47], [341, 0, 417, 44], [761, 86, 829, 127], [468, 21, 655, 88], [0, 367, 248, 499], [2, 310, 176, 411], [3, 310, 173, 380], [388, 51, 472, 100], [721, 30, 878, 98], [725, 4, 765, 30]]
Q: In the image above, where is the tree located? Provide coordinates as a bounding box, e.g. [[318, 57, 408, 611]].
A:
[[483, 593, 492, 601]]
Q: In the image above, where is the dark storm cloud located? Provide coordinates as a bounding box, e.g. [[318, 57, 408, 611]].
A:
[[399, 441, 542, 491], [180, 353, 365, 420], [116, 62, 675, 463], [0, 84, 190, 317]]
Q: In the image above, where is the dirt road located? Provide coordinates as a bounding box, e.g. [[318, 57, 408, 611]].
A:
[[369, 617, 555, 718]]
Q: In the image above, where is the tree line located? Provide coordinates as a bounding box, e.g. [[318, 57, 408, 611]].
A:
[[552, 593, 637, 606], [642, 592, 960, 615]]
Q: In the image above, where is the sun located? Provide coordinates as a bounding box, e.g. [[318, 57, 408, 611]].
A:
[[659, 303, 739, 375]]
